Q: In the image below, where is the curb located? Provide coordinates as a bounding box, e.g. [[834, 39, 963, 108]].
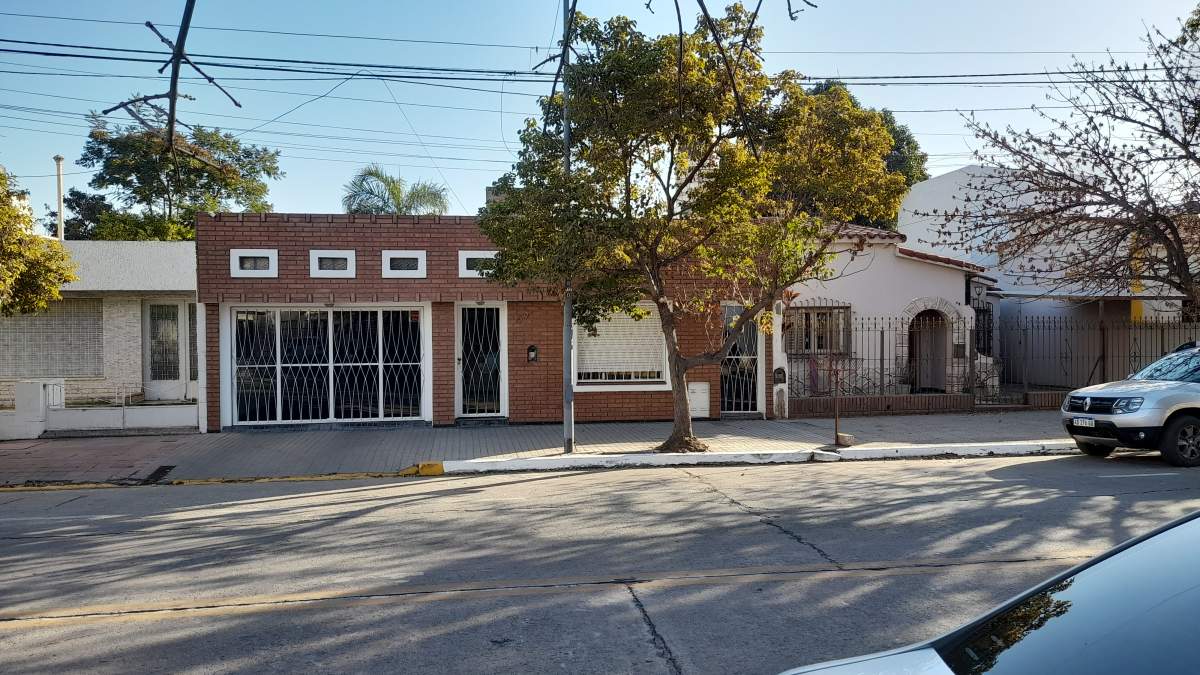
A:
[[438, 441, 1080, 474], [441, 450, 819, 474]]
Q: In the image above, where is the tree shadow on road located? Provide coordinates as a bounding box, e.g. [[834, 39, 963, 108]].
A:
[[0, 454, 1196, 674]]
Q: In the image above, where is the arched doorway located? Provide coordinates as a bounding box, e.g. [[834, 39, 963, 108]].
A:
[[908, 309, 948, 392]]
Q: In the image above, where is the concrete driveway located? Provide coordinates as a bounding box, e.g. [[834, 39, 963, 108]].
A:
[[1, 453, 1196, 673]]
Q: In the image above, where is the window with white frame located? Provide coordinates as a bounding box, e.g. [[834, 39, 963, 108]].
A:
[[309, 250, 356, 278], [382, 250, 427, 278], [784, 306, 852, 355], [576, 306, 667, 386], [458, 250, 497, 278], [230, 248, 278, 278]]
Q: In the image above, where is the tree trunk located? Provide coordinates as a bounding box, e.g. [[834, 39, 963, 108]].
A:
[[655, 302, 709, 453]]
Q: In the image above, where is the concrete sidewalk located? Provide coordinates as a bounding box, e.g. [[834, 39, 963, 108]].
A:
[[0, 410, 1075, 486]]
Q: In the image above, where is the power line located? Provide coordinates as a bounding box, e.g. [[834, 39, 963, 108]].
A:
[[0, 11, 546, 51], [0, 94, 521, 144], [764, 49, 1144, 55], [0, 38, 553, 77]]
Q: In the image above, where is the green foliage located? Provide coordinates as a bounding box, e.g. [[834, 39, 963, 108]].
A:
[[74, 102, 282, 238], [41, 187, 116, 240], [0, 169, 77, 316], [479, 6, 905, 447], [342, 164, 449, 215], [92, 212, 195, 241], [806, 80, 928, 227]]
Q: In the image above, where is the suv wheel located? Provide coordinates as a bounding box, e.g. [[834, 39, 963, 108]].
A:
[[1160, 415, 1200, 467], [1077, 441, 1114, 458]]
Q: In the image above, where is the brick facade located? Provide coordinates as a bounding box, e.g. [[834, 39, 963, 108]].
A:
[[197, 214, 771, 431]]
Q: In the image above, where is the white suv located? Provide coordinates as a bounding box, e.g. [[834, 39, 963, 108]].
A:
[[1062, 344, 1200, 466]]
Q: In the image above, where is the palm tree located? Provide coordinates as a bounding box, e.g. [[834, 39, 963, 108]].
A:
[[341, 164, 450, 215]]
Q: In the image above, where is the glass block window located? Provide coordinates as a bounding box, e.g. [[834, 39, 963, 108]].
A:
[[382, 250, 426, 278], [576, 306, 666, 384], [309, 250, 356, 278], [458, 250, 497, 278], [0, 299, 103, 377], [239, 256, 271, 271]]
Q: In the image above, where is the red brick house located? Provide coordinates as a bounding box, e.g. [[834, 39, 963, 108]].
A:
[[195, 213, 778, 432]]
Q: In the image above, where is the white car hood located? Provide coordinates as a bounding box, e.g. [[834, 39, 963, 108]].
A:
[[1072, 379, 1193, 396], [779, 648, 951, 675]]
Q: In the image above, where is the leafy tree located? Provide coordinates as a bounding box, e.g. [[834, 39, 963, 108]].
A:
[[342, 164, 449, 215], [77, 103, 282, 238], [479, 9, 904, 451], [924, 31, 1200, 318], [808, 80, 928, 227], [42, 188, 115, 240], [0, 169, 77, 316]]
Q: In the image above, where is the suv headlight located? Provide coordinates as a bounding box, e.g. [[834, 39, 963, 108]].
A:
[[1112, 397, 1144, 414], [1061, 396, 1072, 412]]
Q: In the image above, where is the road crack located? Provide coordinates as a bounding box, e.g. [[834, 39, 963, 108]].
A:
[[626, 584, 682, 675], [679, 468, 842, 568]]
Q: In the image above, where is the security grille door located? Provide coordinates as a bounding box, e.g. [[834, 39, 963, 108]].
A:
[[332, 310, 379, 419], [149, 304, 181, 381], [280, 310, 329, 421], [234, 310, 278, 422], [460, 307, 502, 415], [383, 310, 422, 418], [721, 306, 758, 413], [232, 307, 425, 424]]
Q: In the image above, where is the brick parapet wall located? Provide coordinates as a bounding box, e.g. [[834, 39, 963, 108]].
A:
[[788, 393, 974, 418]]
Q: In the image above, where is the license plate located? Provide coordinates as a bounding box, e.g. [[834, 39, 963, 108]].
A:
[[1073, 418, 1096, 428]]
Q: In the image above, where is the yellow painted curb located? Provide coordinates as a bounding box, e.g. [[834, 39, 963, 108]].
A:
[[417, 462, 444, 476]]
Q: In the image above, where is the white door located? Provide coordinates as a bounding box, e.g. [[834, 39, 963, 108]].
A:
[[144, 301, 189, 400]]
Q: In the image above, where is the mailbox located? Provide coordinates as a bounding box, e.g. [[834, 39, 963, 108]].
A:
[[773, 367, 787, 385]]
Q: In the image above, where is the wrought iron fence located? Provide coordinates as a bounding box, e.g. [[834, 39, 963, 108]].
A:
[[784, 312, 1200, 405]]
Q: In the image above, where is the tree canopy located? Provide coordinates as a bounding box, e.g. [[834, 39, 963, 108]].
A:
[[479, 7, 904, 450], [341, 165, 450, 215], [924, 30, 1200, 318], [49, 102, 283, 240], [0, 168, 77, 316]]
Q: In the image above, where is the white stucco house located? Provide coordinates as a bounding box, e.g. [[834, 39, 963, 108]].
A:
[[0, 241, 200, 438], [772, 224, 995, 414], [896, 165, 1181, 322]]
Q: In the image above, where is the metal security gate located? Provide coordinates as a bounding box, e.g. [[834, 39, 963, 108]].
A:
[[233, 307, 424, 424], [721, 306, 759, 413], [458, 306, 503, 416]]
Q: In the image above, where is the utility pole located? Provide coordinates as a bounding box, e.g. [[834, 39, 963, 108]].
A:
[[560, 0, 575, 454], [53, 154, 64, 241]]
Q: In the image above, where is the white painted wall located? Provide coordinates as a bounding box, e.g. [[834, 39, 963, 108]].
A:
[[789, 243, 970, 317]]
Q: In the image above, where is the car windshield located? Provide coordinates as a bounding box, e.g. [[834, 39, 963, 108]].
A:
[[935, 515, 1200, 674], [1131, 350, 1200, 383]]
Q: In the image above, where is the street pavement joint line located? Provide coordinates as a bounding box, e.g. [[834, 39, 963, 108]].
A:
[[0, 496, 23, 506], [679, 468, 842, 569], [0, 555, 1093, 625], [1096, 473, 1179, 478], [49, 495, 85, 509], [626, 584, 683, 675]]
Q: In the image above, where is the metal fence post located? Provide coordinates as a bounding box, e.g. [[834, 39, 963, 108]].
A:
[[967, 326, 976, 399], [878, 327, 885, 396], [1021, 326, 1030, 393], [1099, 319, 1107, 383]]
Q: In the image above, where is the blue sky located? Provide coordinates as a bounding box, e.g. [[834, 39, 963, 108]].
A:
[[0, 0, 1193, 220]]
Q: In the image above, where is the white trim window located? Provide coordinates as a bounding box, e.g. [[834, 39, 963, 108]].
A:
[[382, 250, 427, 279], [230, 248, 278, 278], [309, 249, 357, 278], [458, 250, 497, 278], [575, 305, 670, 391], [784, 306, 852, 356]]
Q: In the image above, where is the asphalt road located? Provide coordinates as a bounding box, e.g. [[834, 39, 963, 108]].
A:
[[1, 452, 1198, 674]]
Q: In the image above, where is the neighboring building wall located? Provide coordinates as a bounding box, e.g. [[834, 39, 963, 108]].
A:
[[0, 294, 145, 406], [790, 244, 971, 314], [197, 214, 772, 431]]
